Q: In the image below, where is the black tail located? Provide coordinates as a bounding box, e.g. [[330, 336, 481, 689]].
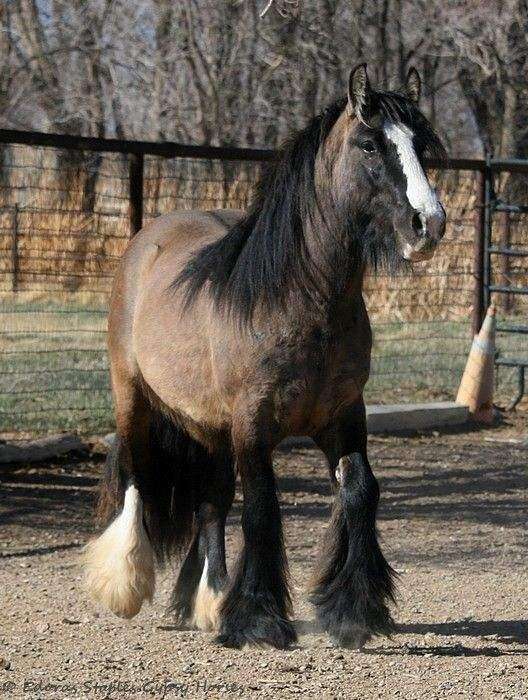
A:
[[95, 410, 201, 565]]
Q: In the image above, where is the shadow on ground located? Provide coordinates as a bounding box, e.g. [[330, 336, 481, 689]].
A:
[[1, 438, 526, 557], [295, 617, 527, 656], [399, 618, 528, 645], [278, 445, 527, 528]]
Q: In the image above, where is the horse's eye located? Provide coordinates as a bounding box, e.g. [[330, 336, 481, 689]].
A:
[[360, 140, 376, 153]]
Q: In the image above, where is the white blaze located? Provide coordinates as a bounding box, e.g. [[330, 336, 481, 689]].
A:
[[383, 121, 441, 218]]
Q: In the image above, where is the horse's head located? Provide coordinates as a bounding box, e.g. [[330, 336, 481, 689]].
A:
[[324, 63, 446, 265]]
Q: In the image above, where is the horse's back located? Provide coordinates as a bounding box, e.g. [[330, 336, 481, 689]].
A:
[[122, 208, 242, 265]]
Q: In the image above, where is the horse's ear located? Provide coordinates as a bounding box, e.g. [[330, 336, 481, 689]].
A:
[[405, 66, 421, 104], [347, 63, 371, 124]]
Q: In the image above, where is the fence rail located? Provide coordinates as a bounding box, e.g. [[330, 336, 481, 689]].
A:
[[0, 128, 526, 436], [0, 129, 276, 161], [0, 128, 497, 335]]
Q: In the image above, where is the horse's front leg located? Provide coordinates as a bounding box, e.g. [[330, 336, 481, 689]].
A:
[[311, 399, 396, 648], [217, 415, 296, 649]]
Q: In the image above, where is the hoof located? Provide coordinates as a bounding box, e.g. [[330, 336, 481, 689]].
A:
[[311, 588, 395, 650], [217, 615, 296, 649], [329, 624, 371, 650], [83, 533, 155, 619], [169, 557, 226, 632], [217, 594, 297, 649], [167, 599, 194, 629], [317, 609, 393, 649], [191, 558, 224, 632], [192, 585, 223, 632]]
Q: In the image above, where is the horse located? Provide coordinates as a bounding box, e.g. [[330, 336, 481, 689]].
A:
[[84, 63, 446, 650]]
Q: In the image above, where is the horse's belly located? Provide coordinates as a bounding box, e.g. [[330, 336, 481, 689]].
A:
[[133, 312, 232, 433], [140, 354, 230, 430]]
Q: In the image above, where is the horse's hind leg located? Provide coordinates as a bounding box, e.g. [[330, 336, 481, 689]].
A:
[[310, 399, 396, 648], [169, 448, 235, 631], [84, 376, 156, 619]]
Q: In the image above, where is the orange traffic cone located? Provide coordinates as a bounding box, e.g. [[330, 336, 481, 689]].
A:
[[456, 305, 496, 424]]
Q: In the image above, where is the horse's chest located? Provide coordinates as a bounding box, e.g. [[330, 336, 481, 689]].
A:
[[273, 333, 371, 435]]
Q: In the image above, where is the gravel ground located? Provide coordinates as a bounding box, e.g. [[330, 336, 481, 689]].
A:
[[1, 417, 527, 699]]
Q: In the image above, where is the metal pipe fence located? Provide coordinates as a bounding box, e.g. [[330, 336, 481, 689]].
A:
[[0, 130, 526, 436]]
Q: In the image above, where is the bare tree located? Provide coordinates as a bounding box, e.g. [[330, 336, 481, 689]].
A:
[[1, 0, 527, 156]]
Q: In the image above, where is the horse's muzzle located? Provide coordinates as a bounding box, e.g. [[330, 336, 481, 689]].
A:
[[424, 206, 446, 242], [404, 207, 446, 262]]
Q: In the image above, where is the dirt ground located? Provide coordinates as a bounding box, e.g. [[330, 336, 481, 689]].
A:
[[1, 416, 527, 700]]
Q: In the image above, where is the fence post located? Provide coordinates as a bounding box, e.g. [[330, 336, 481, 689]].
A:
[[11, 204, 19, 292], [129, 153, 144, 236], [472, 168, 486, 336], [499, 209, 512, 312]]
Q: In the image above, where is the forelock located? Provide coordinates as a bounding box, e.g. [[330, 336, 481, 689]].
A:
[[370, 90, 446, 159]]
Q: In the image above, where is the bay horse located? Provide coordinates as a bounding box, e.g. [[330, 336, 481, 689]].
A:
[[84, 64, 446, 650]]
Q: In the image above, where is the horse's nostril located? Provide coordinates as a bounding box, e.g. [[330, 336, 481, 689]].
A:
[[411, 212, 423, 233]]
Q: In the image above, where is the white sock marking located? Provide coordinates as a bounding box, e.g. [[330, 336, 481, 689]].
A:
[[199, 556, 209, 589], [384, 121, 441, 218], [83, 484, 155, 619], [191, 556, 223, 632], [122, 483, 141, 525]]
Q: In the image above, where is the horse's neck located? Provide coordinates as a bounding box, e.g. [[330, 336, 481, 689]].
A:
[[301, 207, 366, 326], [278, 260, 366, 336]]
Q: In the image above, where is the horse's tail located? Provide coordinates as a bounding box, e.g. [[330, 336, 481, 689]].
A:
[[85, 409, 197, 618], [145, 412, 198, 562]]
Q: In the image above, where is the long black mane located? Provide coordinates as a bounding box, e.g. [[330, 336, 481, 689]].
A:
[[173, 90, 445, 325]]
